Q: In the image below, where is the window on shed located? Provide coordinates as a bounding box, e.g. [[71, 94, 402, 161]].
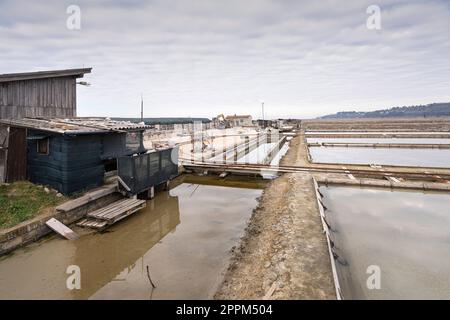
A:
[[37, 138, 49, 155]]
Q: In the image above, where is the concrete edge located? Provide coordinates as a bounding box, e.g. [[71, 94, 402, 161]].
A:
[[316, 177, 450, 192]]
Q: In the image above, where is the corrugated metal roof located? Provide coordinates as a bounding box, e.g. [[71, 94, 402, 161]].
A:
[[0, 68, 92, 83], [0, 117, 151, 135]]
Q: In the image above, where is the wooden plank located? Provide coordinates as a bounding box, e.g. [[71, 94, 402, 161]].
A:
[[89, 199, 145, 220], [107, 202, 146, 224], [94, 202, 133, 219], [46, 218, 79, 240], [87, 198, 134, 218], [101, 201, 145, 220], [92, 198, 141, 216], [81, 198, 146, 229], [76, 218, 107, 229]]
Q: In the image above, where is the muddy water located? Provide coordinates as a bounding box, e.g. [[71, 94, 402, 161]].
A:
[[0, 176, 263, 299], [310, 147, 450, 167], [319, 186, 450, 299]]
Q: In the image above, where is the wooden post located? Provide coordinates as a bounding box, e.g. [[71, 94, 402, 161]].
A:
[[191, 134, 194, 164], [211, 136, 215, 163], [245, 136, 250, 165], [222, 138, 226, 164], [148, 186, 155, 199], [233, 137, 238, 163], [163, 180, 170, 191]]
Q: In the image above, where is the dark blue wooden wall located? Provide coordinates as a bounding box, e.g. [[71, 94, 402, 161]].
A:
[[27, 130, 104, 194]]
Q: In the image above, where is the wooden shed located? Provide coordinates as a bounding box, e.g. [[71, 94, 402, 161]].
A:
[[0, 68, 91, 119], [0, 118, 151, 194]]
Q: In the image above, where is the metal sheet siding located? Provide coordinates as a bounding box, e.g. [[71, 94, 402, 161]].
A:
[[27, 130, 104, 194]]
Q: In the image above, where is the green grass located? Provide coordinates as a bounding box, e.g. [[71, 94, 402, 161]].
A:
[[0, 181, 67, 230]]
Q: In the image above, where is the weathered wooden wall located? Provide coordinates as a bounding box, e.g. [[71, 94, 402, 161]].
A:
[[0, 77, 77, 119], [0, 125, 8, 182]]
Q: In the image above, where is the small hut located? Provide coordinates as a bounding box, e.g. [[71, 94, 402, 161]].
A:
[[0, 118, 177, 194]]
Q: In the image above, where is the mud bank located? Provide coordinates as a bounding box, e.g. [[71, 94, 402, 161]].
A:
[[215, 135, 336, 299]]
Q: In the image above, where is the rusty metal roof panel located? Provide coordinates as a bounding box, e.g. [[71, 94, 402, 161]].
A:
[[0, 117, 151, 135], [65, 118, 150, 131]]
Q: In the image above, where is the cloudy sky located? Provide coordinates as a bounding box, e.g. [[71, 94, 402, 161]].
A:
[[1, 0, 449, 119]]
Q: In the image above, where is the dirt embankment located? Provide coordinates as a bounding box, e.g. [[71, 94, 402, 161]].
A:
[[215, 134, 335, 299]]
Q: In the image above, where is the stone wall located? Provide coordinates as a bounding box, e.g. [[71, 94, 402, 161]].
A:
[[0, 184, 121, 256]]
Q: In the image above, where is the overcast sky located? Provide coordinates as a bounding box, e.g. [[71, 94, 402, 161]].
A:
[[1, 0, 449, 119]]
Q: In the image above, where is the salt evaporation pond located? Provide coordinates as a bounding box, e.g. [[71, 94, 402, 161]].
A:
[[319, 186, 450, 299], [309, 147, 450, 167], [306, 131, 450, 135], [307, 137, 450, 144]]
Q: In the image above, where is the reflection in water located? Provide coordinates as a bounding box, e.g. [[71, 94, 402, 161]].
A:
[[72, 192, 180, 299], [320, 186, 450, 299], [0, 179, 262, 299], [310, 147, 450, 167]]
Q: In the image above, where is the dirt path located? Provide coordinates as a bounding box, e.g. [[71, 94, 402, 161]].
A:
[[215, 134, 336, 299]]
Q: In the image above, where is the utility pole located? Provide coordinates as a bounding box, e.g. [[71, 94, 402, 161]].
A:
[[261, 102, 265, 128], [262, 102, 265, 121], [140, 93, 144, 122]]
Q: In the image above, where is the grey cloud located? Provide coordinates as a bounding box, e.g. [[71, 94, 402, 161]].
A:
[[0, 0, 449, 118]]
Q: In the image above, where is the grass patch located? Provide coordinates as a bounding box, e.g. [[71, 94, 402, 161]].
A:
[[0, 181, 67, 230]]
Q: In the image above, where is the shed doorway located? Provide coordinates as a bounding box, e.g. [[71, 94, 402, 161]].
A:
[[5, 126, 27, 182]]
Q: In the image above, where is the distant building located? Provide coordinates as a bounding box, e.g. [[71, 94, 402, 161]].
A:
[[113, 117, 212, 132], [226, 114, 253, 127], [0, 68, 91, 119]]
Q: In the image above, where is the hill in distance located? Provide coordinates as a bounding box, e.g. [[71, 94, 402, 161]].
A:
[[319, 102, 450, 119]]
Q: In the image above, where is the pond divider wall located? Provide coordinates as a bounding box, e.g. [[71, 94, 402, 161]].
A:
[[308, 142, 450, 149], [262, 136, 287, 164], [316, 177, 450, 192], [312, 177, 343, 300], [207, 134, 268, 164], [305, 133, 450, 139]]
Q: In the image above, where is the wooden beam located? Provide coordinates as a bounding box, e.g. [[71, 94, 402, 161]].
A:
[[46, 218, 79, 240]]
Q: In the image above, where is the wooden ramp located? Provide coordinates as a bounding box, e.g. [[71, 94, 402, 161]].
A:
[[77, 198, 146, 230], [46, 218, 79, 240]]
